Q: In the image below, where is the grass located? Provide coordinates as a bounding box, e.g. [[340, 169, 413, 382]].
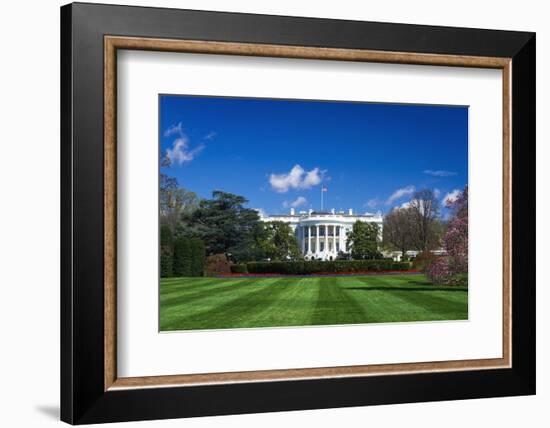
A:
[[159, 274, 468, 331]]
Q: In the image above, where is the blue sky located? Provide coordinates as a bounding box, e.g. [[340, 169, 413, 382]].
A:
[[160, 95, 468, 216]]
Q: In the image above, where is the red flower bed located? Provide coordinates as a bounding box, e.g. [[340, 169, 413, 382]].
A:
[[217, 270, 420, 278]]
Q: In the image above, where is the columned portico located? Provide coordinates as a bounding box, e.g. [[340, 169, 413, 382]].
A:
[[260, 209, 383, 261]]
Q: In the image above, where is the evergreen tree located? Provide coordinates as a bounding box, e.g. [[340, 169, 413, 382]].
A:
[[173, 238, 192, 276], [258, 221, 302, 261], [347, 221, 382, 260], [190, 239, 205, 277], [181, 191, 262, 256], [160, 224, 173, 277]]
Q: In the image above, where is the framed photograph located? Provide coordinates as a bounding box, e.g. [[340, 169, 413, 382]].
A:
[[61, 2, 535, 424]]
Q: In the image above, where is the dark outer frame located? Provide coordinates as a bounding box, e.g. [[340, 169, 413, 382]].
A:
[[61, 2, 535, 424]]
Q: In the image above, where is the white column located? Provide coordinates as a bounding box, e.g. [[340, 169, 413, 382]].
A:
[[308, 226, 312, 254], [316, 225, 320, 257], [324, 224, 328, 253], [333, 225, 337, 254], [327, 225, 330, 253], [302, 227, 306, 254]]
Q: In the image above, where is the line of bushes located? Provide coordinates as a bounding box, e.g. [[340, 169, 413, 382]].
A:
[[230, 264, 249, 274], [232, 260, 412, 275], [161, 233, 205, 278]]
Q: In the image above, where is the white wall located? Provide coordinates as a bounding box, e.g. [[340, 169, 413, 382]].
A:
[[0, 0, 546, 426]]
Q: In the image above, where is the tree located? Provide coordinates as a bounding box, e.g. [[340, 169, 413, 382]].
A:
[[173, 237, 192, 276], [443, 186, 468, 273], [160, 173, 198, 232], [383, 207, 415, 259], [408, 189, 441, 251], [227, 222, 269, 263], [427, 186, 468, 285], [347, 221, 381, 260], [181, 191, 263, 257], [160, 224, 174, 277], [190, 239, 206, 277], [259, 221, 302, 261]]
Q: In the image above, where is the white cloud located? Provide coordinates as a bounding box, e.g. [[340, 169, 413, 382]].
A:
[[400, 201, 411, 209], [204, 131, 217, 140], [166, 137, 204, 165], [443, 189, 461, 206], [269, 164, 324, 193], [283, 196, 307, 208], [164, 122, 183, 137], [164, 122, 205, 165], [303, 168, 322, 188], [434, 188, 441, 199], [423, 169, 457, 177], [366, 198, 381, 208], [386, 185, 415, 205]]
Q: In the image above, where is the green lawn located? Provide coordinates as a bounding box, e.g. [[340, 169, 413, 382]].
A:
[[160, 274, 468, 331]]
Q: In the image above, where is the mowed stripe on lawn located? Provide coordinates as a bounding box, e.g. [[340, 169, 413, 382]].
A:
[[159, 274, 468, 331], [161, 277, 305, 330], [160, 278, 260, 307], [311, 276, 370, 325], [345, 275, 468, 321], [227, 277, 319, 328]]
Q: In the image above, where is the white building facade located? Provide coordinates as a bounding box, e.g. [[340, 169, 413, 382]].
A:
[[260, 208, 383, 261]]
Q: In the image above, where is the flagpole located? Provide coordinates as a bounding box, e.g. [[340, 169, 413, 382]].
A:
[[321, 185, 323, 211]]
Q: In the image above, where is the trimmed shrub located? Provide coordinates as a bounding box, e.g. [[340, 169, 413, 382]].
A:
[[246, 259, 411, 275], [160, 225, 173, 278], [173, 238, 192, 276], [172, 237, 206, 277], [190, 239, 205, 277], [204, 253, 231, 276], [230, 264, 248, 274], [160, 245, 173, 277]]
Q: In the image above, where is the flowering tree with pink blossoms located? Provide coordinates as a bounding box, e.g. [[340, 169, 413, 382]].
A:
[[427, 186, 468, 286]]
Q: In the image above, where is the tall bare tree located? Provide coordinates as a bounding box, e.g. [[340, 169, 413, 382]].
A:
[[409, 189, 441, 251], [383, 207, 414, 259], [160, 173, 198, 232]]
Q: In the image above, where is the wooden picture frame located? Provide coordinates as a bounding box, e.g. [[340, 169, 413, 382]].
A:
[[61, 2, 535, 424]]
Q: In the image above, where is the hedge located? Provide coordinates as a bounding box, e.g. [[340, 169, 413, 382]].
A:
[[173, 238, 192, 276], [167, 237, 205, 277], [230, 264, 249, 274], [160, 225, 173, 277], [246, 260, 411, 275], [160, 245, 173, 277], [190, 239, 205, 277]]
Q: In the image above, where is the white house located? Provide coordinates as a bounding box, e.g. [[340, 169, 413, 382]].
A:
[[259, 208, 383, 261]]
